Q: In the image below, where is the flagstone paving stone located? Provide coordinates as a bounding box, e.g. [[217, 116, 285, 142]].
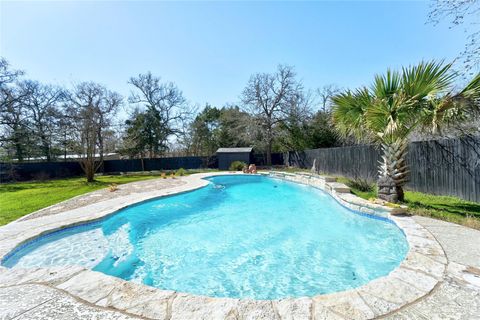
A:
[[19, 178, 185, 221]]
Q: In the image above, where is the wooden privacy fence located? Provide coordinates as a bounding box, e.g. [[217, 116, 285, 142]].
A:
[[0, 153, 284, 183], [0, 156, 216, 182], [285, 136, 480, 203]]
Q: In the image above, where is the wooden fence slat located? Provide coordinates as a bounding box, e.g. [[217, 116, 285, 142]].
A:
[[286, 137, 480, 203]]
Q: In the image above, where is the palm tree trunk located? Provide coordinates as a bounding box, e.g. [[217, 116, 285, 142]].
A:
[[377, 138, 409, 203]]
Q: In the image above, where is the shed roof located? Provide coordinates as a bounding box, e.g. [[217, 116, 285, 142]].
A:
[[216, 147, 253, 153]]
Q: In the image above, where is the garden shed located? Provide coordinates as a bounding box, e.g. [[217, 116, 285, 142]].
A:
[[216, 147, 253, 170]]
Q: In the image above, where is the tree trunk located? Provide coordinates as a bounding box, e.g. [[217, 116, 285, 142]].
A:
[[396, 186, 405, 202], [266, 144, 272, 166], [79, 158, 96, 182], [377, 139, 409, 203], [41, 137, 50, 162], [63, 131, 67, 161], [86, 165, 95, 182], [12, 125, 24, 162], [15, 141, 24, 162], [97, 129, 104, 173], [45, 146, 51, 162], [266, 128, 273, 166]]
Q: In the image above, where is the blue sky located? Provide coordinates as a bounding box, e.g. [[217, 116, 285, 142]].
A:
[[0, 1, 468, 110]]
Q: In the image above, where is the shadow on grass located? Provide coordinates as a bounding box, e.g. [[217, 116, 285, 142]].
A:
[[405, 200, 480, 218], [0, 177, 113, 193]]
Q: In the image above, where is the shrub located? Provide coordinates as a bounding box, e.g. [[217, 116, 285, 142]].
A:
[[346, 177, 376, 193], [176, 168, 187, 176], [229, 161, 247, 171], [345, 177, 377, 192]]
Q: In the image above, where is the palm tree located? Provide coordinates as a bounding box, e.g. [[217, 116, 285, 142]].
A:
[[332, 61, 479, 202]]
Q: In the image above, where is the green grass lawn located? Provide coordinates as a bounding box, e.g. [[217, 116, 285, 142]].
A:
[[0, 170, 216, 226], [403, 191, 480, 228], [337, 177, 480, 229]]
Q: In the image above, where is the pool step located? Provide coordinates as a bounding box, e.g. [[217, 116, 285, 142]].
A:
[[326, 182, 350, 193]]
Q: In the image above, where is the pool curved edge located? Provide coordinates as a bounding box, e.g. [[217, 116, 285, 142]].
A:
[[0, 172, 447, 319]]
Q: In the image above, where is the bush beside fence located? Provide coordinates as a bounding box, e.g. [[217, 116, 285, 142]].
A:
[[285, 137, 480, 203]]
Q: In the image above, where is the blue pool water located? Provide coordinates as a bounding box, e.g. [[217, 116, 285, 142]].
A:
[[3, 175, 408, 299]]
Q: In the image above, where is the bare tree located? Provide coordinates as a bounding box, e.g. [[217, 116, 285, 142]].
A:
[[20, 80, 65, 161], [316, 84, 340, 113], [127, 72, 192, 157], [96, 90, 123, 163], [57, 114, 76, 161], [276, 90, 316, 151], [0, 59, 31, 161], [241, 65, 304, 165], [66, 82, 122, 182], [0, 87, 32, 162], [429, 0, 480, 72], [0, 58, 23, 88]]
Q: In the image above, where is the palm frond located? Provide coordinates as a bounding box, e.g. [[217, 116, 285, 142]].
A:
[[372, 69, 401, 100], [331, 88, 372, 140], [459, 72, 480, 101], [401, 60, 455, 100], [419, 72, 480, 133]]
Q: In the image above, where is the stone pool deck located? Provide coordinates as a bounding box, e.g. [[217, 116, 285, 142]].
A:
[[0, 173, 479, 319]]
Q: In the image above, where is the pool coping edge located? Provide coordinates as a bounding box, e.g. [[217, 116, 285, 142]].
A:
[[0, 171, 447, 320]]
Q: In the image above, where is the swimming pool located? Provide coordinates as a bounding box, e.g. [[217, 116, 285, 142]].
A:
[[2, 175, 408, 300]]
